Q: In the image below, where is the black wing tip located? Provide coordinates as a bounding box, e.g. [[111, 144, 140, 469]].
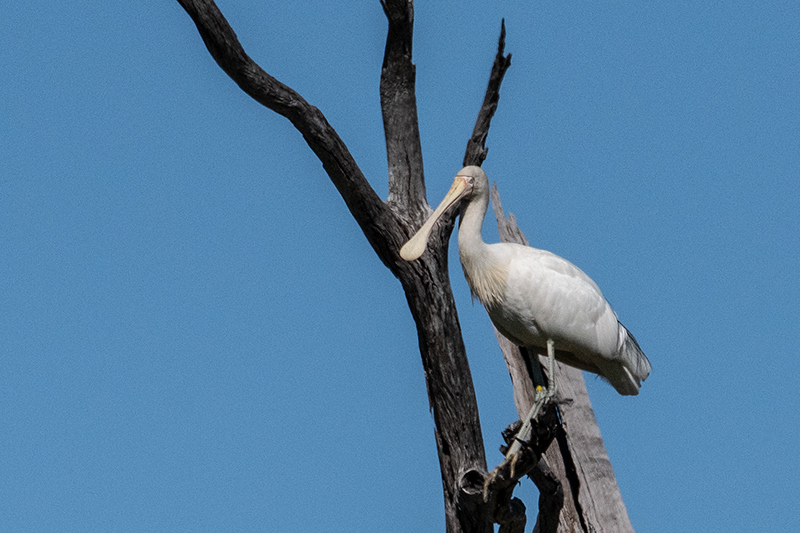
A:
[[620, 323, 652, 381]]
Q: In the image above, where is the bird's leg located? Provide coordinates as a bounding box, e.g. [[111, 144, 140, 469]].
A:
[[544, 339, 557, 401], [504, 394, 546, 459], [484, 342, 559, 499], [504, 341, 557, 460], [523, 346, 548, 400]]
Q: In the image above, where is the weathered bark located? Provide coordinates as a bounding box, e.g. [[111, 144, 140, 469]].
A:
[[378, 2, 490, 531], [490, 186, 635, 533], [380, 0, 427, 221]]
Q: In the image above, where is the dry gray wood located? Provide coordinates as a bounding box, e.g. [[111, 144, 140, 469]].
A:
[[490, 185, 635, 533]]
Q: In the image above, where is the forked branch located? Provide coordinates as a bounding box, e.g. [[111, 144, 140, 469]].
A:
[[175, 2, 578, 531], [176, 0, 400, 269]]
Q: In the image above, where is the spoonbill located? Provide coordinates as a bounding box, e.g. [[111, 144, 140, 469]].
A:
[[400, 166, 651, 406]]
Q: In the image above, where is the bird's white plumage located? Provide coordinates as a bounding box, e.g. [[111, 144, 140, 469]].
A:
[[402, 166, 651, 396]]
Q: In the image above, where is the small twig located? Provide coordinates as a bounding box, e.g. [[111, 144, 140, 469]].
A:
[[463, 19, 512, 168]]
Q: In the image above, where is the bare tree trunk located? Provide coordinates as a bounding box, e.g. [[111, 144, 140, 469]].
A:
[[175, 1, 633, 531], [176, 1, 491, 531]]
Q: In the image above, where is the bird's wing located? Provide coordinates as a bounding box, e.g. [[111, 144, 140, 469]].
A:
[[498, 245, 620, 357]]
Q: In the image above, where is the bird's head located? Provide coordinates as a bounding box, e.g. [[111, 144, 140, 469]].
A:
[[399, 166, 488, 261], [454, 165, 489, 200]]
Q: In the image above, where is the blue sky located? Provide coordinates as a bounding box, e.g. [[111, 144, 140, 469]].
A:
[[2, 1, 798, 531]]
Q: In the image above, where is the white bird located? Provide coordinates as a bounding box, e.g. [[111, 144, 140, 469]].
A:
[[400, 166, 651, 402]]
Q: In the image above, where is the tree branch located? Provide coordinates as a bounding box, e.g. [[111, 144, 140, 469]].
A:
[[463, 20, 512, 168], [483, 410, 560, 533], [178, 2, 496, 531], [528, 457, 563, 533], [176, 0, 403, 270], [380, 0, 427, 221]]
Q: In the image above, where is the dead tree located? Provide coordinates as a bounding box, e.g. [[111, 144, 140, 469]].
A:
[[176, 1, 634, 531]]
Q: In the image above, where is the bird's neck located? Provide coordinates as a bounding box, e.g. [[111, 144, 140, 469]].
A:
[[457, 190, 489, 252], [458, 192, 506, 307]]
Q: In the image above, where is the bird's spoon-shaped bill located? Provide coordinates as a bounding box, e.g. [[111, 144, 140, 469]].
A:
[[400, 177, 470, 261]]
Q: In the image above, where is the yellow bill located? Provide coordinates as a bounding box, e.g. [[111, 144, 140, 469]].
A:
[[399, 176, 470, 261]]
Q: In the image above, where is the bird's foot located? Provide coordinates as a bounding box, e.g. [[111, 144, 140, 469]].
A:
[[483, 399, 560, 503], [507, 440, 526, 479], [482, 445, 525, 502], [483, 434, 541, 502], [534, 384, 554, 404]]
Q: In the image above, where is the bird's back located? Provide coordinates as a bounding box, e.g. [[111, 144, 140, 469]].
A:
[[474, 243, 650, 395]]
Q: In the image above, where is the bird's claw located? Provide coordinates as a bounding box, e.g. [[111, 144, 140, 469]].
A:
[[482, 450, 522, 502], [508, 449, 521, 479]]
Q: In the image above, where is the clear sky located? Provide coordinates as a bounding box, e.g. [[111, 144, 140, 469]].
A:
[[2, 1, 798, 531]]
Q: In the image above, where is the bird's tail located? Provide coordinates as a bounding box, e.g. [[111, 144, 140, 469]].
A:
[[602, 324, 652, 396]]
